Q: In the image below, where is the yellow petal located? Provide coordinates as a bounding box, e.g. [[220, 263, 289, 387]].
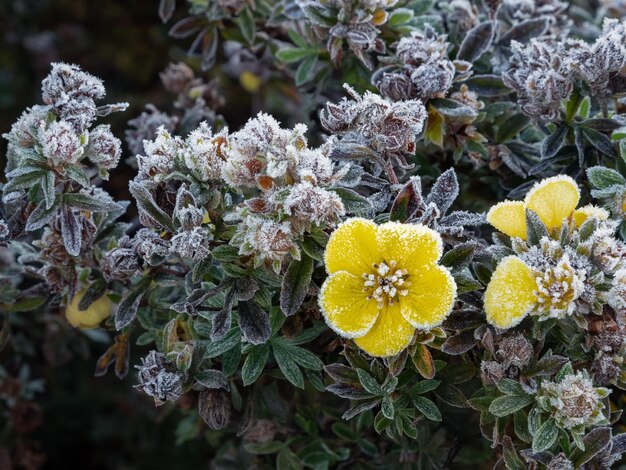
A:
[[484, 256, 537, 329], [400, 265, 457, 329], [487, 200, 527, 239], [354, 302, 415, 357], [324, 218, 378, 276], [319, 271, 380, 338], [66, 290, 114, 329], [525, 175, 580, 231], [377, 222, 443, 271], [573, 204, 609, 227]]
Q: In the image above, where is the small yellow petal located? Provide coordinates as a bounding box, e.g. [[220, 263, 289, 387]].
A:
[[354, 302, 414, 357], [377, 222, 443, 270], [484, 256, 537, 329], [525, 175, 580, 231], [573, 204, 610, 227], [66, 290, 113, 329], [319, 271, 380, 338], [487, 200, 527, 239], [401, 265, 456, 329], [324, 218, 378, 275]]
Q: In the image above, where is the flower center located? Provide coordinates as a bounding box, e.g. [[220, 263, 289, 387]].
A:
[[534, 257, 582, 315], [362, 260, 410, 308]]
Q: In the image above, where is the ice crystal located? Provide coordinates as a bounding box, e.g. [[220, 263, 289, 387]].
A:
[[503, 39, 572, 120], [284, 182, 345, 231], [170, 226, 211, 261], [237, 215, 295, 262], [373, 26, 455, 101], [136, 351, 184, 406], [136, 125, 181, 180], [183, 122, 228, 182], [132, 228, 171, 262], [125, 104, 177, 156], [321, 86, 426, 168], [40, 120, 84, 167], [85, 124, 122, 170], [609, 269, 626, 314], [496, 333, 534, 369], [537, 370, 609, 429], [101, 240, 141, 282], [567, 19, 626, 98]]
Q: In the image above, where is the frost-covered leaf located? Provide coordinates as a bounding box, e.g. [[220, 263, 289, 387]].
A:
[[238, 300, 271, 345], [129, 181, 176, 232], [280, 254, 314, 317], [195, 369, 230, 391], [390, 177, 423, 222], [64, 192, 121, 212], [425, 168, 458, 215], [60, 205, 81, 256], [26, 195, 61, 231], [457, 21, 494, 62]]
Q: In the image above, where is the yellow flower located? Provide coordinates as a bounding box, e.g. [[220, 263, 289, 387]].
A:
[[484, 256, 539, 329], [66, 289, 114, 329], [486, 176, 597, 240], [572, 204, 609, 227], [319, 218, 457, 357]]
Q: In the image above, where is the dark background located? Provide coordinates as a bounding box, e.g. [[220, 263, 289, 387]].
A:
[[1, 1, 225, 467]]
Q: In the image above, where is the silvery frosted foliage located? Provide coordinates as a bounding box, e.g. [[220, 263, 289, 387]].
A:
[[546, 453, 574, 470], [0, 219, 8, 241], [503, 39, 572, 121], [439, 0, 479, 39], [101, 236, 141, 282], [566, 19, 626, 99], [125, 62, 222, 155], [85, 124, 121, 170], [125, 104, 177, 156], [224, 113, 346, 267], [373, 26, 456, 102], [536, 371, 610, 430], [4, 105, 51, 173], [131, 228, 171, 264], [183, 122, 228, 182], [136, 351, 185, 406], [321, 85, 426, 182], [40, 120, 84, 168], [297, 0, 396, 69]]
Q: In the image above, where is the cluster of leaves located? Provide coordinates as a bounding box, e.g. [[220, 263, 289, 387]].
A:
[[4, 0, 626, 468]]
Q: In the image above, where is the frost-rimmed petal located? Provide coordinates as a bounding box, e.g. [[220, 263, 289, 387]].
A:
[[377, 222, 443, 270], [66, 290, 113, 329], [484, 256, 537, 329], [400, 265, 456, 329], [487, 200, 527, 240], [354, 302, 414, 357], [525, 175, 580, 231], [573, 204, 609, 227], [319, 271, 380, 338], [324, 218, 378, 276]]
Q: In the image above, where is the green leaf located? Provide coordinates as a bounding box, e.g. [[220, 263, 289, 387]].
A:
[[502, 436, 525, 470], [526, 209, 548, 245], [488, 395, 534, 417], [582, 127, 617, 157], [331, 188, 371, 215], [463, 74, 511, 97], [204, 326, 241, 358], [115, 276, 151, 330], [496, 114, 530, 143], [532, 418, 559, 453], [63, 192, 121, 212], [412, 396, 442, 421], [42, 171, 56, 210], [441, 242, 477, 270], [387, 8, 413, 26], [295, 54, 317, 86], [541, 125, 568, 160], [26, 195, 61, 231], [410, 379, 441, 395], [276, 48, 312, 63], [381, 395, 394, 420], [429, 98, 477, 119], [569, 427, 612, 467], [356, 368, 383, 396], [241, 344, 269, 386], [457, 21, 494, 62], [273, 340, 305, 389], [587, 166, 626, 189], [238, 6, 256, 44], [280, 254, 314, 317], [4, 168, 47, 193]]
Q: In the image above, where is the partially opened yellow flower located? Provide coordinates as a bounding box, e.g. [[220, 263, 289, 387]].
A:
[[319, 218, 457, 357], [486, 176, 599, 240], [66, 289, 114, 329]]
